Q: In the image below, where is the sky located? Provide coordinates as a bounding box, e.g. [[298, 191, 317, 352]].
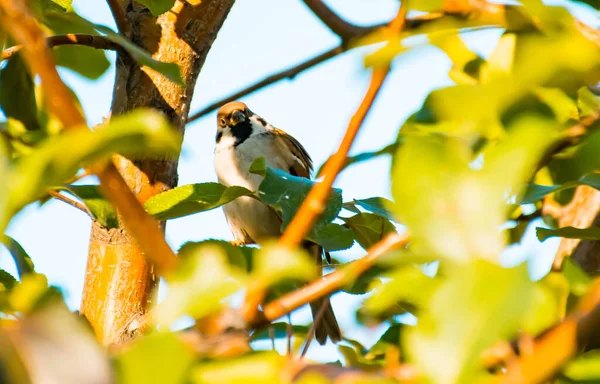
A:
[[1, 0, 597, 361]]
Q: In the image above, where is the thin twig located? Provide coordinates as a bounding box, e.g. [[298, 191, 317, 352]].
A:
[[46, 189, 93, 219], [250, 232, 410, 329], [1, 34, 119, 61], [301, 0, 384, 42], [187, 46, 344, 123], [0, 0, 178, 274], [105, 0, 131, 37]]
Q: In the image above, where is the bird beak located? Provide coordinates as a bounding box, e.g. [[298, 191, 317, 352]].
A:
[[230, 110, 246, 126]]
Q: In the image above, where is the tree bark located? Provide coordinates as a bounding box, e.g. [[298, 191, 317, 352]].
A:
[[80, 0, 235, 345]]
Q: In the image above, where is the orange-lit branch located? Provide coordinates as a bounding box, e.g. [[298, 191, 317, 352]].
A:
[[1, 34, 119, 61], [0, 0, 178, 274]]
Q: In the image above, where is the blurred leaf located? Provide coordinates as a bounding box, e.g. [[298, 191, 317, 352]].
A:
[[535, 87, 578, 124], [562, 350, 600, 381], [36, 0, 72, 12], [116, 332, 194, 384], [391, 116, 557, 263], [250, 322, 309, 341], [43, 12, 182, 84], [367, 324, 403, 358], [344, 197, 395, 221], [319, 143, 397, 176], [0, 55, 40, 131], [53, 185, 117, 228], [53, 45, 110, 80], [344, 213, 396, 249], [179, 239, 255, 273], [135, 0, 176, 16], [145, 183, 254, 220], [537, 226, 600, 242], [404, 261, 536, 383], [156, 244, 243, 326], [342, 266, 385, 295], [521, 173, 600, 204], [252, 243, 316, 288], [363, 265, 437, 317], [522, 272, 569, 335], [408, 0, 443, 11], [0, 269, 17, 291], [308, 223, 354, 252], [563, 258, 592, 296], [507, 220, 529, 245], [577, 86, 600, 116], [192, 352, 285, 384], [364, 38, 408, 68], [6, 108, 180, 225], [2, 235, 35, 277], [339, 344, 383, 370], [9, 273, 48, 314]]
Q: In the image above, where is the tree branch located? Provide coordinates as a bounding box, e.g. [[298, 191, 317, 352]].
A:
[[249, 232, 410, 329], [46, 189, 93, 219], [105, 0, 131, 37], [301, 0, 383, 42], [187, 45, 344, 123], [0, 0, 178, 274], [1, 34, 120, 61]]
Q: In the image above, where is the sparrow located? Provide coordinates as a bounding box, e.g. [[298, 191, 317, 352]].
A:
[[213, 101, 341, 345]]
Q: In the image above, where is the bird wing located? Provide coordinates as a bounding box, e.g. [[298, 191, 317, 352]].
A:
[[271, 128, 313, 178]]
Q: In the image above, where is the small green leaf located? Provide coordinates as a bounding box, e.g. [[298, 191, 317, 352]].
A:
[[0, 55, 40, 131], [368, 324, 403, 358], [317, 143, 397, 176], [53, 45, 111, 80], [521, 174, 600, 204], [192, 352, 285, 384], [9, 273, 49, 314], [248, 157, 267, 176], [563, 258, 592, 296], [135, 0, 176, 16], [2, 235, 35, 277], [338, 345, 383, 369], [343, 213, 396, 249], [53, 185, 118, 228], [156, 244, 243, 326], [537, 226, 600, 242], [178, 239, 255, 273], [116, 332, 195, 384], [562, 350, 600, 381], [145, 183, 254, 220], [308, 223, 354, 252], [252, 243, 316, 288], [0, 269, 17, 291], [352, 198, 395, 221]]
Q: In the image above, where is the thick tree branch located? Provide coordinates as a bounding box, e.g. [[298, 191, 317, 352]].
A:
[[301, 0, 383, 41], [46, 190, 93, 219], [249, 232, 410, 329], [187, 45, 344, 123], [0, 0, 178, 274], [1, 34, 119, 61], [105, 0, 131, 37]]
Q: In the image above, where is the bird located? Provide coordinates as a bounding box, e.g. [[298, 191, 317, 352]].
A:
[[213, 101, 341, 345]]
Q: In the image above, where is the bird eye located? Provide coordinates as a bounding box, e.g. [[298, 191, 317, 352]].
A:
[[219, 118, 226, 126]]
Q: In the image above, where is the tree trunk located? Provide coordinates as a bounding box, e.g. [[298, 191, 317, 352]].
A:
[[80, 0, 235, 345]]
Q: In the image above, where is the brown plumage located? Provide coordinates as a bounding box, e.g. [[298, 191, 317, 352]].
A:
[[214, 101, 341, 345]]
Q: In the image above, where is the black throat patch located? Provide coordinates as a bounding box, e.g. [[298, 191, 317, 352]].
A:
[[231, 120, 253, 147]]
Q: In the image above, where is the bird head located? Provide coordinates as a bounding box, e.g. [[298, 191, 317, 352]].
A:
[[216, 101, 269, 147]]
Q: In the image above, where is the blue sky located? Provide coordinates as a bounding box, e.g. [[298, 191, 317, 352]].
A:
[[3, 0, 598, 360]]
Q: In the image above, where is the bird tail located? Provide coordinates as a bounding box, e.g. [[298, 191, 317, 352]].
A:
[[303, 241, 341, 345]]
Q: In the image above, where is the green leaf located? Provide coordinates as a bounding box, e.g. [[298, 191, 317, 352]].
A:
[[404, 261, 536, 383], [178, 239, 255, 273], [248, 157, 267, 176], [250, 322, 309, 341], [537, 226, 600, 242], [562, 350, 600, 381], [363, 265, 437, 317], [521, 174, 600, 204], [408, 0, 443, 11], [318, 143, 397, 176], [53, 45, 111, 80], [338, 344, 384, 370], [343, 213, 396, 250], [37, 0, 72, 12], [352, 197, 395, 221], [116, 332, 195, 384], [258, 167, 343, 246], [192, 352, 285, 384], [308, 222, 354, 252], [577, 86, 600, 116], [145, 183, 254, 220], [6, 108, 180, 223], [341, 266, 384, 296], [0, 54, 40, 131], [135, 0, 176, 16], [42, 12, 183, 84], [53, 185, 118, 228], [368, 324, 403, 358], [563, 258, 592, 296], [156, 244, 243, 326], [0, 269, 17, 291], [252, 243, 316, 288], [2, 235, 35, 277], [9, 273, 49, 314]]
